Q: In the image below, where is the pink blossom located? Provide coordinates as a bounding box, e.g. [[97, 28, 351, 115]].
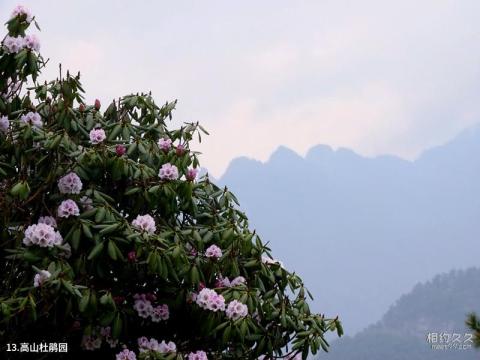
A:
[[57, 199, 80, 218], [151, 304, 169, 322], [89, 128, 106, 144], [38, 216, 57, 228], [186, 167, 198, 182], [23, 223, 62, 248], [215, 276, 231, 288], [134, 300, 153, 319], [33, 270, 51, 287], [137, 337, 150, 349], [158, 340, 176, 353], [230, 276, 246, 287], [131, 214, 156, 234], [158, 138, 172, 151], [20, 112, 42, 128], [58, 172, 83, 194], [0, 116, 9, 133], [116, 349, 136, 360], [225, 300, 248, 320], [195, 288, 225, 312], [11, 5, 33, 22], [205, 244, 222, 259], [2, 35, 23, 54], [23, 34, 40, 52], [188, 350, 208, 360], [158, 163, 179, 180]]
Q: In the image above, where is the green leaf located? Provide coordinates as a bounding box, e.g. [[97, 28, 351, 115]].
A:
[[99, 223, 120, 235], [112, 313, 122, 338], [79, 290, 90, 312], [87, 242, 104, 260], [107, 241, 118, 260], [71, 227, 81, 251]]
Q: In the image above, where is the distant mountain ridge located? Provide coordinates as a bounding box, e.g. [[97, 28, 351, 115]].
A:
[[217, 123, 480, 334], [321, 268, 480, 360]]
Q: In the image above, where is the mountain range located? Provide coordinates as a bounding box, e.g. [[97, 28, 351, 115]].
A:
[[321, 268, 480, 359], [217, 123, 480, 335]]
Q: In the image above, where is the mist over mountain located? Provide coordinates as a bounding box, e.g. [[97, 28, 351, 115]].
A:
[[217, 123, 480, 335], [322, 268, 480, 360]]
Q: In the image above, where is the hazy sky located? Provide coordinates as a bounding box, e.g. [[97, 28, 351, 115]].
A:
[[2, 1, 480, 176]]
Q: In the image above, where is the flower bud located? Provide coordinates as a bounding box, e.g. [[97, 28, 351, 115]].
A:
[[127, 250, 136, 262], [79, 103, 85, 112], [94, 99, 101, 110], [176, 144, 185, 156], [116, 144, 126, 156]]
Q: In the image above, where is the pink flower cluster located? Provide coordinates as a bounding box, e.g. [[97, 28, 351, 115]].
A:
[[20, 112, 42, 128], [89, 128, 106, 144], [23, 222, 62, 247], [0, 116, 9, 133], [205, 244, 222, 259], [195, 288, 226, 312], [82, 326, 118, 351], [10, 5, 33, 23], [57, 199, 80, 218], [216, 276, 246, 288], [138, 337, 176, 353], [2, 34, 40, 54], [159, 163, 179, 180], [151, 304, 169, 322], [188, 350, 208, 360], [38, 216, 57, 228], [58, 172, 83, 194], [133, 294, 169, 322], [225, 300, 248, 320], [116, 349, 136, 360], [158, 138, 172, 151], [131, 214, 156, 234], [33, 270, 51, 287]]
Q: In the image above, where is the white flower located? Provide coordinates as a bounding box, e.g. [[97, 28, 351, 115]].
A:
[[158, 138, 172, 151], [131, 214, 156, 234], [158, 163, 178, 180], [89, 128, 106, 144], [33, 270, 51, 287], [205, 244, 222, 259], [58, 172, 83, 194], [57, 199, 80, 218], [230, 276, 246, 287], [23, 34, 40, 52], [11, 5, 33, 23], [225, 300, 248, 320], [23, 223, 62, 248], [20, 112, 42, 128], [38, 216, 57, 228], [0, 116, 9, 134], [3, 35, 24, 54]]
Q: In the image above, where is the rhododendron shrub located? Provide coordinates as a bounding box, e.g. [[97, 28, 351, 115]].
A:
[[0, 7, 342, 360]]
